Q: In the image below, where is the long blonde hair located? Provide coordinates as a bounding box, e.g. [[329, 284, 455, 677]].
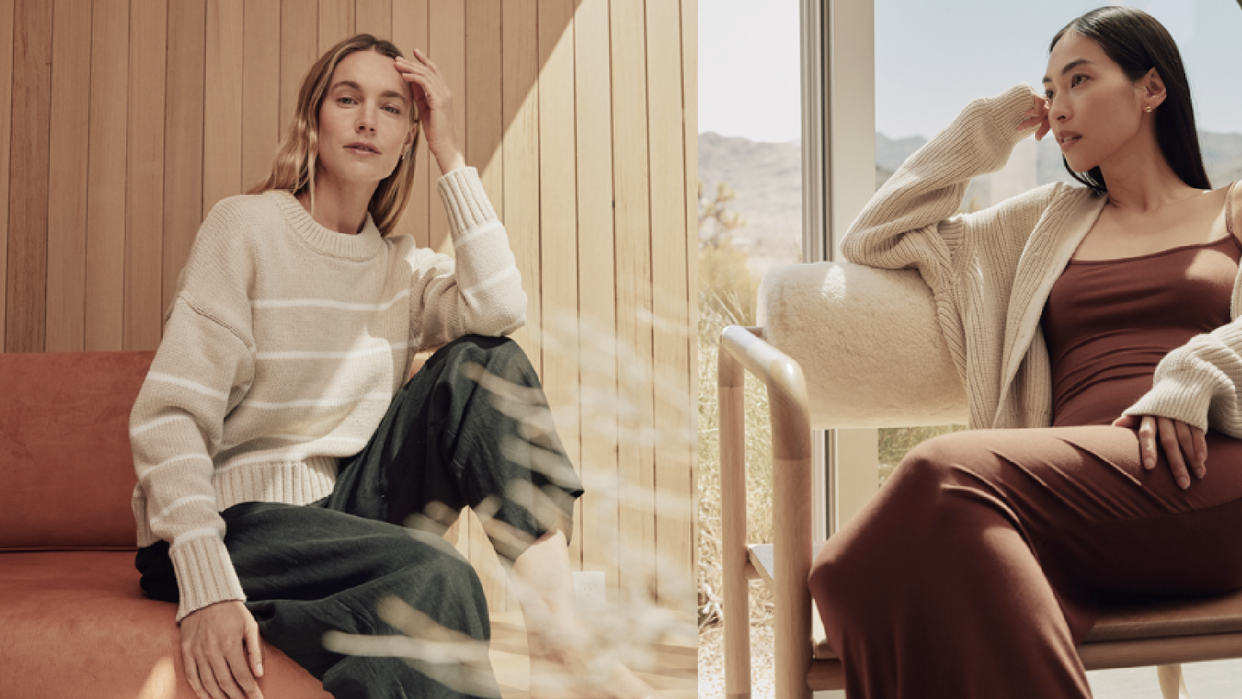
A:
[[248, 34, 420, 235]]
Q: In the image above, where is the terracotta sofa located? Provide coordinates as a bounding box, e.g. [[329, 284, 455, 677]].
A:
[[0, 351, 331, 699]]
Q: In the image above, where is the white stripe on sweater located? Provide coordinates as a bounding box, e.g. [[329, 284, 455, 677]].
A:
[[253, 288, 411, 311], [147, 372, 230, 401], [256, 342, 408, 361], [242, 391, 393, 410], [131, 414, 196, 436], [138, 454, 213, 482], [150, 495, 217, 526]]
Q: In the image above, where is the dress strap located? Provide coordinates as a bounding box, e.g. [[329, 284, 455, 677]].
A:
[[1227, 181, 1238, 239]]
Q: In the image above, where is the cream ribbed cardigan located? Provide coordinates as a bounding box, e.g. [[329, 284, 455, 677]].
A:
[[129, 167, 525, 621], [842, 84, 1242, 435]]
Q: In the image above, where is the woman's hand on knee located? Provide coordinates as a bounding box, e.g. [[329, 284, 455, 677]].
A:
[[180, 600, 265, 699], [1114, 414, 1206, 489]]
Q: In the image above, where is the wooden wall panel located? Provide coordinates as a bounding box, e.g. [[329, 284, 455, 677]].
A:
[[242, 0, 281, 192], [163, 0, 205, 312], [84, 1, 128, 352], [5, 0, 51, 352], [45, 0, 90, 353], [573, 0, 621, 602], [124, 0, 167, 351], [647, 0, 694, 609], [389, 0, 428, 247], [204, 0, 244, 215], [462, 0, 511, 612], [354, 0, 389, 39], [0, 0, 11, 350], [318, 0, 353, 52], [609, 0, 657, 597], [280, 0, 318, 135], [537, 0, 582, 569], [681, 0, 700, 605], [0, 0, 696, 616]]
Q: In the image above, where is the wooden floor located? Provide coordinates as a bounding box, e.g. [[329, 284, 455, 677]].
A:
[[490, 612, 697, 699]]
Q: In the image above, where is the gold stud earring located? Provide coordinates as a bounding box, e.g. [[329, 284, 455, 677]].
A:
[[1145, 106, 1153, 113]]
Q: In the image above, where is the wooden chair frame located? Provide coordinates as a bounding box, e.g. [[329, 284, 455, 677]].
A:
[[718, 324, 1242, 699]]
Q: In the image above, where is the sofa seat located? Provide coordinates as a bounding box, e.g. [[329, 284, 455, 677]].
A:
[[0, 550, 329, 698]]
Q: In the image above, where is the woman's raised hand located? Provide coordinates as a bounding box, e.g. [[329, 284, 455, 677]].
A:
[[1016, 89, 1051, 142], [1113, 414, 1207, 490], [394, 49, 467, 174]]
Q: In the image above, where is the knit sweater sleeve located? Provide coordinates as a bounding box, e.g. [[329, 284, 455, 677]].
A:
[[129, 201, 257, 621], [408, 167, 527, 348], [841, 84, 1045, 295], [1122, 318, 1242, 436]]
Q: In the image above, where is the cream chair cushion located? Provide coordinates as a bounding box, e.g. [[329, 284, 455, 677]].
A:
[[759, 261, 968, 429]]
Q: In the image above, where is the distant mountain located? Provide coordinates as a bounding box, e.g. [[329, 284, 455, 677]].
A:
[[700, 129, 1242, 272]]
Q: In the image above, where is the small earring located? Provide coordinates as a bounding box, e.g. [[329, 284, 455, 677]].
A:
[[1145, 105, 1153, 113]]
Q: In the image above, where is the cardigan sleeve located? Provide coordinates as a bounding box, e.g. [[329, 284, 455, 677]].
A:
[[1123, 312, 1242, 436], [841, 84, 1047, 296]]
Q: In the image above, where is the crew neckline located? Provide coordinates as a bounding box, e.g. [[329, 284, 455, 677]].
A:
[[271, 190, 386, 261]]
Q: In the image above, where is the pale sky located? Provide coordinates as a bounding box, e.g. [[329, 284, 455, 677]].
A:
[[699, 0, 1242, 143]]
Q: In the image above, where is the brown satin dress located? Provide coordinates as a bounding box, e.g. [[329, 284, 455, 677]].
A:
[[809, 188, 1242, 699]]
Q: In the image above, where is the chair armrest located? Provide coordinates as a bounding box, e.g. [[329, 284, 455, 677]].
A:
[[760, 261, 967, 428], [718, 326, 814, 699]]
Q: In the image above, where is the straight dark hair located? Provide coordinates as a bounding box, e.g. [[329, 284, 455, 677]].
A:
[[1050, 6, 1210, 193]]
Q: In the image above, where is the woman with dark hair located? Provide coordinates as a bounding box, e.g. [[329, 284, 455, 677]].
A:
[[808, 6, 1242, 698], [129, 34, 655, 699]]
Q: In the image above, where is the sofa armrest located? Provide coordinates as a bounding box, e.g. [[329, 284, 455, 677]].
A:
[[760, 261, 967, 428]]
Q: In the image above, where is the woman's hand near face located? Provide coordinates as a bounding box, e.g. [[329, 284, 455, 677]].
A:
[[394, 49, 467, 174], [1016, 89, 1052, 141], [1113, 414, 1207, 490]]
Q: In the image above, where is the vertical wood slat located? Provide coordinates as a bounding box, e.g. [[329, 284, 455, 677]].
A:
[[573, 0, 620, 601], [389, 0, 428, 246], [537, 0, 582, 570], [646, 0, 694, 609], [280, 0, 318, 138], [85, 1, 129, 352], [163, 0, 205, 312], [501, 0, 540, 360], [45, 0, 91, 352], [242, 0, 281, 192], [203, 0, 244, 214], [318, 0, 353, 52], [0, 0, 12, 350], [463, 0, 509, 612], [354, 0, 390, 39], [6, 0, 52, 352], [124, 0, 167, 351], [426, 0, 465, 256], [680, 0, 700, 610], [609, 0, 657, 597]]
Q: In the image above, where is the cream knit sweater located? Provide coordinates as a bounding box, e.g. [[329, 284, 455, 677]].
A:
[[843, 84, 1242, 434], [129, 167, 525, 621]]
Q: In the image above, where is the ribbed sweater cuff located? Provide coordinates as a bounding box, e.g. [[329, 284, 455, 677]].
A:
[[170, 534, 246, 622], [1123, 377, 1213, 432], [437, 167, 498, 234]]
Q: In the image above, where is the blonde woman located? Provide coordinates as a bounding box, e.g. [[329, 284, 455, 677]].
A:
[[130, 34, 652, 699]]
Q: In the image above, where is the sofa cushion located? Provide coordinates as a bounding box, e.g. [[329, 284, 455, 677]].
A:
[[0, 550, 330, 698], [0, 351, 154, 550]]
